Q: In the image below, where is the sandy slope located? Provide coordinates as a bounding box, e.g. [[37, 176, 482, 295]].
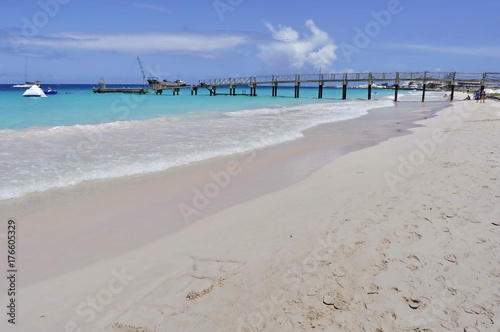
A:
[[1, 99, 499, 331], [105, 100, 499, 331]]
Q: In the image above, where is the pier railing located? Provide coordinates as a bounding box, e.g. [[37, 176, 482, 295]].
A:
[[92, 71, 500, 101], [201, 71, 500, 87], [200, 71, 500, 101]]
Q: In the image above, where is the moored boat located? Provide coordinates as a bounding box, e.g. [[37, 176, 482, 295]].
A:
[[146, 77, 187, 87], [43, 87, 58, 94], [23, 85, 47, 97], [13, 80, 41, 88]]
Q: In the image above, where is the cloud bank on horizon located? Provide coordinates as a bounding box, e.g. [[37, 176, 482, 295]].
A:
[[3, 19, 337, 72], [6, 31, 252, 57]]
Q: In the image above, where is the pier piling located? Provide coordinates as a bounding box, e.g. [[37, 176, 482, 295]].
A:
[[318, 82, 323, 99], [342, 73, 348, 100], [294, 75, 300, 98], [394, 72, 400, 102], [421, 72, 427, 102], [294, 83, 300, 98], [249, 84, 257, 96], [367, 73, 372, 100]]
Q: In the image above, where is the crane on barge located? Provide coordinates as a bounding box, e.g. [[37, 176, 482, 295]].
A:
[[137, 56, 147, 86], [136, 57, 186, 88]]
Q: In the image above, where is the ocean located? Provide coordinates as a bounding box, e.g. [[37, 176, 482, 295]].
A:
[[0, 83, 398, 201]]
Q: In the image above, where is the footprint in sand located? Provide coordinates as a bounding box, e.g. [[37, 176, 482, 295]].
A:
[[331, 266, 347, 277], [404, 254, 423, 271], [403, 296, 423, 310], [184, 257, 243, 300], [371, 260, 388, 273], [186, 284, 215, 300], [376, 238, 391, 253], [112, 322, 156, 332], [467, 217, 482, 224], [381, 311, 396, 319], [444, 254, 458, 263], [190, 257, 242, 281], [322, 289, 352, 310], [441, 320, 460, 330], [379, 311, 397, 330], [407, 231, 422, 242], [475, 237, 488, 244], [463, 303, 492, 316], [362, 283, 380, 295], [440, 212, 458, 220]]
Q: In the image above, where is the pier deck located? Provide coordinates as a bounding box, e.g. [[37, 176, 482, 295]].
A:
[[91, 72, 500, 102], [92, 85, 200, 95], [199, 71, 500, 101], [92, 87, 150, 94]]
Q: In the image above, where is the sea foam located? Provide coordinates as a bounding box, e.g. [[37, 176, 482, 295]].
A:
[[0, 98, 394, 200]]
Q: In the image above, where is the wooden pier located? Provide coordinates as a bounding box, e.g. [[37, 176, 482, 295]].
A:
[[150, 86, 200, 95], [92, 87, 150, 94], [91, 77, 202, 95], [200, 72, 500, 102], [91, 72, 500, 101], [92, 85, 200, 95]]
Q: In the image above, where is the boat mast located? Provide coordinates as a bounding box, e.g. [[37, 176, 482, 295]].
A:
[[24, 58, 28, 82]]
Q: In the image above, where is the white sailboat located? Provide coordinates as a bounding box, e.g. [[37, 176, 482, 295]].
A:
[[13, 80, 41, 88], [13, 59, 33, 87], [13, 83, 33, 88]]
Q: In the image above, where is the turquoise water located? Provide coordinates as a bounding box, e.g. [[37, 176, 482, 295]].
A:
[[0, 84, 392, 129], [0, 84, 397, 200]]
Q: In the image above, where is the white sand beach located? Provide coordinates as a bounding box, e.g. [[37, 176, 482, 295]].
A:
[[1, 96, 499, 331]]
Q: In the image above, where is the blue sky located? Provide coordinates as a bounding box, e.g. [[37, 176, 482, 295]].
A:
[[1, 0, 499, 84]]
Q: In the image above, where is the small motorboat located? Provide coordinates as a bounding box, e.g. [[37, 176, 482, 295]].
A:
[[23, 85, 47, 97], [43, 87, 58, 94]]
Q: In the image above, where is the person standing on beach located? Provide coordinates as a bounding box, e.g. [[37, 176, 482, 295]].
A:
[[475, 90, 481, 102], [481, 90, 487, 103]]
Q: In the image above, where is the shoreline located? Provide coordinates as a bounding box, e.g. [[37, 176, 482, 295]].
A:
[[0, 97, 450, 284], [0, 92, 396, 201], [4, 93, 498, 331], [0, 92, 446, 204]]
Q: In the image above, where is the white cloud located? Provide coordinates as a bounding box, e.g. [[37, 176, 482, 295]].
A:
[[6, 31, 252, 57], [259, 20, 338, 71], [126, 1, 170, 14], [106, 0, 170, 14], [397, 43, 500, 57], [265, 23, 299, 42]]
